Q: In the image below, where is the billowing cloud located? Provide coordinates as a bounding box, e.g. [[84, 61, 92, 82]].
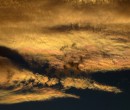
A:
[[0, 0, 130, 105], [0, 55, 122, 104]]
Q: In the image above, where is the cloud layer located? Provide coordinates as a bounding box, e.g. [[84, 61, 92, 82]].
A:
[[0, 0, 130, 104]]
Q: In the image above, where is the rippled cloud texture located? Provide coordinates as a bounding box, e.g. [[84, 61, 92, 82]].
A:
[[0, 0, 130, 104]]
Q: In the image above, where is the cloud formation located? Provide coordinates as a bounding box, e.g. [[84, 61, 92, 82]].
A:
[[0, 0, 130, 104], [0, 55, 122, 104]]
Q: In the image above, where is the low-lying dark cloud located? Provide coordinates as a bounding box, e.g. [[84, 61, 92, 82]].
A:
[[0, 46, 30, 69]]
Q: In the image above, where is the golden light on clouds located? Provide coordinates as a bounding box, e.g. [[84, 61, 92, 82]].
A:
[[0, 0, 130, 104]]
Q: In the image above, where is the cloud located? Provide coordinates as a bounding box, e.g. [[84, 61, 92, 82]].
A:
[[0, 0, 130, 104], [0, 55, 122, 104], [0, 88, 78, 104], [0, 0, 130, 25]]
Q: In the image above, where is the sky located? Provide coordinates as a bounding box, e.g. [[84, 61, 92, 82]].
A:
[[0, 0, 130, 110]]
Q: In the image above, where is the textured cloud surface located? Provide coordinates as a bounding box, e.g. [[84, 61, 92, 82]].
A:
[[0, 0, 130, 104]]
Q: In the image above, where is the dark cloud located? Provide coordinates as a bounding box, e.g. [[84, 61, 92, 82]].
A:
[[0, 46, 30, 69]]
